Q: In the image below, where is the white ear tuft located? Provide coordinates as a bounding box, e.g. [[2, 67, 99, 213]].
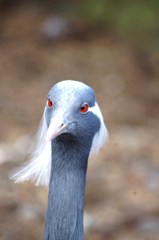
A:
[[10, 109, 51, 186], [89, 102, 109, 156]]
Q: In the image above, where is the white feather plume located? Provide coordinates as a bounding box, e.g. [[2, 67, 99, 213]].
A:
[[11, 102, 108, 187], [89, 102, 109, 156], [11, 108, 52, 186]]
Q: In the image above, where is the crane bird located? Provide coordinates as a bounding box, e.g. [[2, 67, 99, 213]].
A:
[[12, 80, 109, 240]]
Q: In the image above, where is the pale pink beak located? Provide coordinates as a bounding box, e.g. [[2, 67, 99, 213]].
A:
[[46, 120, 67, 142]]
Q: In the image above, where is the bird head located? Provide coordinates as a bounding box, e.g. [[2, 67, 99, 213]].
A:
[[45, 81, 105, 145], [11, 80, 109, 186]]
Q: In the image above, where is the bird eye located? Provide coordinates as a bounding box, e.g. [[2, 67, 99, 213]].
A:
[[47, 98, 53, 108], [80, 103, 89, 113]]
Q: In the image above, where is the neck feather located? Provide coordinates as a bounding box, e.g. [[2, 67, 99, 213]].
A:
[[44, 139, 90, 240]]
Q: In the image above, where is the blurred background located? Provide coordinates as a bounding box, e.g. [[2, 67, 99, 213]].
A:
[[0, 0, 159, 239]]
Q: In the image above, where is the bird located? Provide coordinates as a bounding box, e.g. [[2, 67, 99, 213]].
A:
[[11, 80, 109, 240]]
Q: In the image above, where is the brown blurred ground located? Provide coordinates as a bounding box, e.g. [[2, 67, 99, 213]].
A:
[[0, 6, 159, 240]]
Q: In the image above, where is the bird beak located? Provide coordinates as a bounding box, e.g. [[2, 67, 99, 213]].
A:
[[46, 119, 67, 142]]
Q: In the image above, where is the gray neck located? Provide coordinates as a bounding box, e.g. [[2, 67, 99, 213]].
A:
[[44, 138, 90, 240]]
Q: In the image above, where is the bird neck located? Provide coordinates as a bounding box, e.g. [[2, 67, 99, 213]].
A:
[[44, 139, 90, 240]]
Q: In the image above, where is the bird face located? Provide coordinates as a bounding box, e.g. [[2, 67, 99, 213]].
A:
[[11, 80, 108, 186], [45, 80, 101, 145]]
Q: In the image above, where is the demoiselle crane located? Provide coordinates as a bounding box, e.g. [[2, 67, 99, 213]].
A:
[[12, 80, 109, 240]]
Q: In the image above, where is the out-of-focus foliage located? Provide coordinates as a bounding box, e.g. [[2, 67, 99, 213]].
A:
[[1, 0, 159, 53], [77, 0, 159, 53]]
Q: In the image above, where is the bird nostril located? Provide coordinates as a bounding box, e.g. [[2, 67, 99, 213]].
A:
[[61, 123, 64, 127]]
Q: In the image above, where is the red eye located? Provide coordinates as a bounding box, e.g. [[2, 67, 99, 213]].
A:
[[47, 98, 53, 108], [80, 103, 89, 113]]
